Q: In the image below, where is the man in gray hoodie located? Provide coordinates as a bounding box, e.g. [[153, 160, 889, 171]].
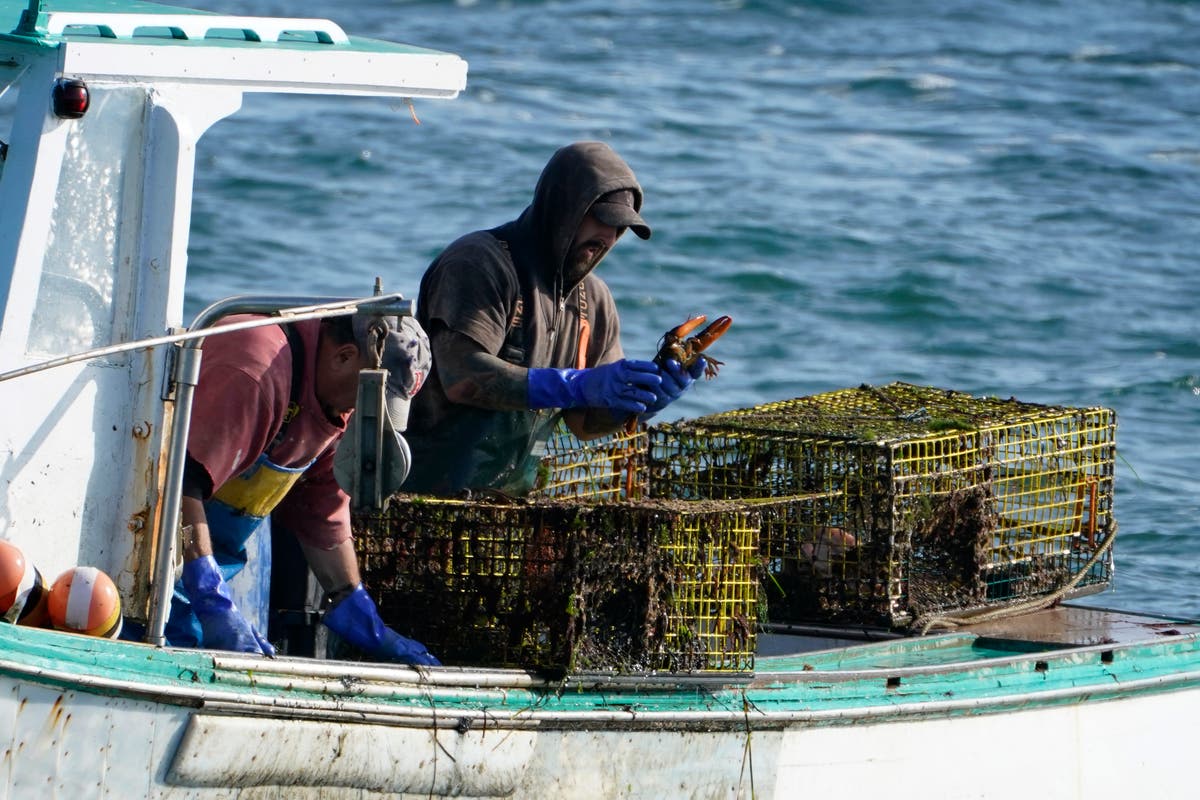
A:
[[403, 141, 704, 496]]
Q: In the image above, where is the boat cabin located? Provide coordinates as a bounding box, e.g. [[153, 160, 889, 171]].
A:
[[0, 0, 466, 637]]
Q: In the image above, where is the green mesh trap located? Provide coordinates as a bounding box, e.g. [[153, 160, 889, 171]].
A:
[[649, 383, 1116, 629], [353, 496, 758, 673]]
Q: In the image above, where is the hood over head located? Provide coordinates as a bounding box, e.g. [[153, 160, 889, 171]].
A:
[[517, 141, 649, 287]]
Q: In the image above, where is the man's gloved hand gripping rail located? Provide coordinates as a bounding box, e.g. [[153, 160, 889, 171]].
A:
[[181, 550, 276, 657], [321, 583, 440, 666]]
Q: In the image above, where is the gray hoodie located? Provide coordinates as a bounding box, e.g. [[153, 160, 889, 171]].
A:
[[404, 142, 646, 495]]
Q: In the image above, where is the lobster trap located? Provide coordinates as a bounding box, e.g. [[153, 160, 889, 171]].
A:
[[649, 383, 1116, 629], [353, 495, 758, 673], [531, 422, 648, 501]]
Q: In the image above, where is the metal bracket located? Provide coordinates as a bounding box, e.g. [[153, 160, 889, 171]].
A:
[[159, 329, 185, 401], [334, 368, 413, 512]]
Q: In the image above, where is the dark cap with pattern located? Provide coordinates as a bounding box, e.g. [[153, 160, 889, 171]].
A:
[[352, 313, 430, 430]]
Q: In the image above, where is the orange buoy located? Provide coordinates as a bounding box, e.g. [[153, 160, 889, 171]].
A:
[[0, 539, 50, 627], [48, 566, 122, 638]]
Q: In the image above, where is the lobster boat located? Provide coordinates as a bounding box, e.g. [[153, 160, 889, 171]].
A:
[[0, 0, 1198, 797]]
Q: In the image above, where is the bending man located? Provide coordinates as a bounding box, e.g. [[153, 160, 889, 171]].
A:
[[165, 312, 439, 665]]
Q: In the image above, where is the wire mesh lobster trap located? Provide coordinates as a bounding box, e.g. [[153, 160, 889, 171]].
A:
[[352, 495, 758, 673], [648, 383, 1116, 629], [531, 422, 648, 501]]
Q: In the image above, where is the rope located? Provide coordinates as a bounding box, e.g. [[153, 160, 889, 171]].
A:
[[910, 520, 1118, 635]]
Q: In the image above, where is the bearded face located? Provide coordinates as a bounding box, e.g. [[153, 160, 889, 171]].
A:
[[563, 211, 623, 286]]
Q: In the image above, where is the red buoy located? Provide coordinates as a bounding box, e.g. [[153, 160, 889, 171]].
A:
[[0, 539, 49, 627], [48, 566, 122, 638]]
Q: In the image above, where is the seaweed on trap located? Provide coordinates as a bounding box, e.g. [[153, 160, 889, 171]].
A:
[[353, 496, 758, 674], [650, 382, 1116, 630]]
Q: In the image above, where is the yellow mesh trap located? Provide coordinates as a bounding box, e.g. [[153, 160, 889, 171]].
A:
[[649, 383, 1116, 629], [531, 422, 648, 501], [353, 495, 758, 673]]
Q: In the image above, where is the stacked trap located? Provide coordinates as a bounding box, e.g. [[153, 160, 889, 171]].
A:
[[353, 493, 757, 673], [353, 422, 756, 673], [650, 382, 1116, 629], [352, 383, 1117, 671]]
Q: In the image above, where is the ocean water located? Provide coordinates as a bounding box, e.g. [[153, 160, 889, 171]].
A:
[[184, 0, 1200, 617]]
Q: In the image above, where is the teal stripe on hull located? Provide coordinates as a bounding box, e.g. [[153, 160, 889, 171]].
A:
[[4, 623, 1200, 729]]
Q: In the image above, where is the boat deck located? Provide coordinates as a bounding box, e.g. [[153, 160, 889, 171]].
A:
[[759, 603, 1200, 660]]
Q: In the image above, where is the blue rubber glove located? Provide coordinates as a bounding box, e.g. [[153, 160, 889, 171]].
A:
[[181, 555, 275, 656], [643, 357, 708, 418], [528, 360, 662, 414], [323, 584, 441, 666]]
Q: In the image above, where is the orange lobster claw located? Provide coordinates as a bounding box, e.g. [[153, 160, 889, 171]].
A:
[[690, 315, 732, 353], [667, 315, 708, 340]]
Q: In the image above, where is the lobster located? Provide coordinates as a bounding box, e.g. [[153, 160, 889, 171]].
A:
[[621, 314, 733, 486], [653, 314, 732, 378]]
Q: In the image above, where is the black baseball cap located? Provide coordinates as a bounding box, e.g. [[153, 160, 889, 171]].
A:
[[589, 189, 651, 239]]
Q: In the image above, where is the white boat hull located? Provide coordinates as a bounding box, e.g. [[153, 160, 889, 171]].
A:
[[4, 646, 1198, 799]]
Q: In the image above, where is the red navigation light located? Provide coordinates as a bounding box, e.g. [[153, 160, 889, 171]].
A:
[[52, 78, 89, 119]]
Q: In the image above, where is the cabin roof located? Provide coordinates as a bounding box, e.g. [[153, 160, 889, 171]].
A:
[[0, 0, 467, 98]]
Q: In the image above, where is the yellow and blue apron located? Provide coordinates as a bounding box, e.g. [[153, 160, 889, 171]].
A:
[[165, 326, 312, 647]]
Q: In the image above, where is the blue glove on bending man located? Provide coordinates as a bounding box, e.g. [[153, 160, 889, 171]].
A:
[[642, 357, 707, 419], [181, 555, 276, 656], [528, 359, 663, 414], [323, 584, 441, 666]]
